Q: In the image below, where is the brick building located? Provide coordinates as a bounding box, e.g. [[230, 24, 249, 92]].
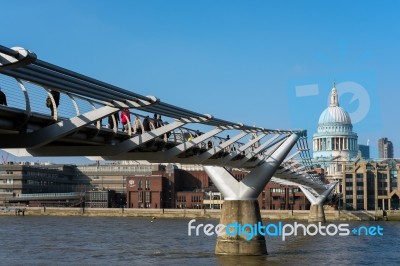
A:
[[0, 162, 316, 210], [125, 164, 313, 210], [126, 173, 170, 208], [126, 165, 209, 209]]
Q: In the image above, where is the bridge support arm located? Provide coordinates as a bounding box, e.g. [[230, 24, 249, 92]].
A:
[[0, 105, 119, 148], [203, 133, 299, 256], [204, 133, 299, 200], [299, 182, 337, 223], [5, 120, 188, 157]]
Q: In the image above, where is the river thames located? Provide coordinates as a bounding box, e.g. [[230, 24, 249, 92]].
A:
[[0, 216, 398, 265]]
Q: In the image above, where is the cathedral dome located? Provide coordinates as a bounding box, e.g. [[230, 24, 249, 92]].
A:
[[313, 84, 358, 161], [318, 86, 351, 125], [318, 106, 351, 125]]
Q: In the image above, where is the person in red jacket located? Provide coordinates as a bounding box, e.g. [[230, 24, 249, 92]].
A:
[[121, 108, 130, 132]]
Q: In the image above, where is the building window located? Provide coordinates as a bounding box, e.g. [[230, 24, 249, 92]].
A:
[[271, 188, 285, 193], [145, 179, 150, 189], [145, 192, 151, 203], [138, 191, 143, 202], [345, 174, 353, 181], [191, 195, 202, 202], [177, 195, 186, 202], [138, 179, 142, 189]]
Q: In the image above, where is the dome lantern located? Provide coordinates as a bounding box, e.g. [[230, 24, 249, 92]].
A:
[[330, 83, 339, 107], [318, 84, 352, 125]]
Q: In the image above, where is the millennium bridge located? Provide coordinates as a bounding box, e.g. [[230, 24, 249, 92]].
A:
[[0, 45, 336, 255]]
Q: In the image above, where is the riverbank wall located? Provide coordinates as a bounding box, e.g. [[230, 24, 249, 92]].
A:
[[1, 207, 399, 221]]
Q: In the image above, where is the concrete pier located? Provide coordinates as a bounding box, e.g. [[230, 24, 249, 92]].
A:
[[308, 204, 325, 223], [215, 200, 267, 255], [299, 183, 337, 224]]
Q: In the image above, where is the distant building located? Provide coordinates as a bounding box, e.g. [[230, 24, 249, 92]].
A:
[[126, 171, 171, 209], [309, 86, 400, 210], [85, 190, 119, 208], [126, 165, 212, 209], [340, 159, 400, 210], [125, 165, 313, 210], [0, 163, 87, 206], [259, 183, 310, 210], [378, 138, 394, 159], [313, 84, 359, 161], [0, 163, 78, 200], [358, 144, 370, 159], [312, 84, 359, 191], [0, 161, 315, 210], [0, 162, 157, 207]]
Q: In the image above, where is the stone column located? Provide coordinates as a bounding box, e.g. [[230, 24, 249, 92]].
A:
[[308, 204, 326, 223], [216, 200, 267, 255]]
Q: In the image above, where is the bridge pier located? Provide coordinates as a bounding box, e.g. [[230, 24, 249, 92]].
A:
[[299, 182, 337, 223], [204, 133, 299, 256], [308, 204, 325, 223], [216, 200, 267, 255]]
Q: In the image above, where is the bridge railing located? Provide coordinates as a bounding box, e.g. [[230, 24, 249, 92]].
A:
[[0, 45, 326, 179], [1, 71, 255, 158], [0, 72, 114, 125], [0, 78, 247, 155]]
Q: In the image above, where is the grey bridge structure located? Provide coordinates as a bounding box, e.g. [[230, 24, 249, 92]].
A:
[[0, 45, 336, 255]]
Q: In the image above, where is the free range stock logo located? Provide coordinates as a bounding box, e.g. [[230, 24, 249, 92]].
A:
[[187, 219, 383, 241]]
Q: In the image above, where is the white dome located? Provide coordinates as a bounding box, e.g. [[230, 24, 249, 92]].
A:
[[313, 84, 358, 161], [318, 106, 352, 125], [318, 85, 352, 125]]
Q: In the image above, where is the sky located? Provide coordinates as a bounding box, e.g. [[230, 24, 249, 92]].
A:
[[1, 0, 400, 163]]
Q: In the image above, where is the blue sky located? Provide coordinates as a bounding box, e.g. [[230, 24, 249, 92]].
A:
[[1, 0, 400, 162]]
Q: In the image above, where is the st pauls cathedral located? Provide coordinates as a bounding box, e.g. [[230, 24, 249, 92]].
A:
[[312, 84, 400, 211]]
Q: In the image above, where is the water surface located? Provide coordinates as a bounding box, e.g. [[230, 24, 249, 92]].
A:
[[0, 216, 398, 265]]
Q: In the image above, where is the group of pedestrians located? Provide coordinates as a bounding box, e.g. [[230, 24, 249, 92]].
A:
[[108, 110, 165, 134]]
